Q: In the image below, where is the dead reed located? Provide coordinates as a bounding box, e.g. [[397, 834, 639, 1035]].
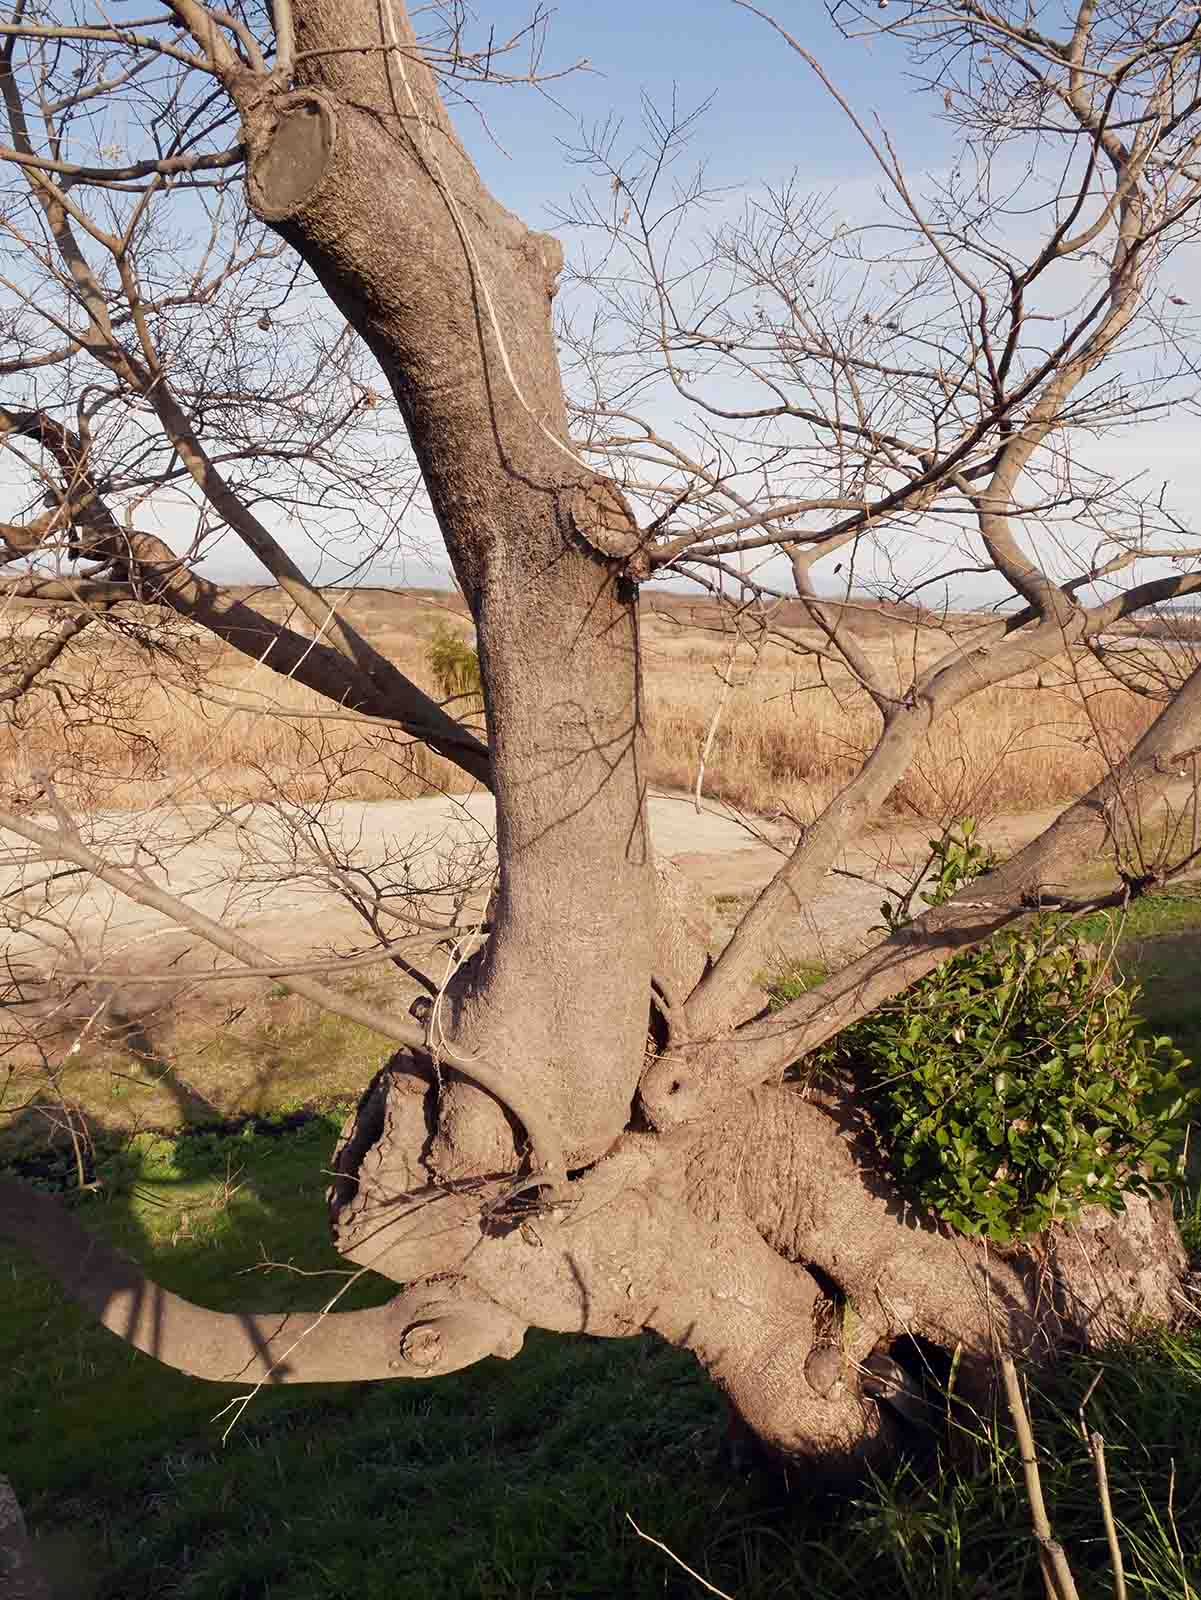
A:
[[0, 596, 1182, 823]]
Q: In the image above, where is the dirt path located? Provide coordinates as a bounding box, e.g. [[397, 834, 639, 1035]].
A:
[[8, 785, 1173, 990], [4, 780, 1196, 1104]]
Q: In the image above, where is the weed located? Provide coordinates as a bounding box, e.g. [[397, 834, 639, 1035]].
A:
[[762, 955, 829, 1007], [2, 1120, 1198, 1598], [426, 622, 482, 702]]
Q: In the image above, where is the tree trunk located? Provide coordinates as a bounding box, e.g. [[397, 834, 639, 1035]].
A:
[[0, 1477, 51, 1600], [230, 0, 1192, 1466], [235, 3, 659, 1179]]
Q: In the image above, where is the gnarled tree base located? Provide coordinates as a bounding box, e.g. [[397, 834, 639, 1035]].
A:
[[325, 1047, 1190, 1469]]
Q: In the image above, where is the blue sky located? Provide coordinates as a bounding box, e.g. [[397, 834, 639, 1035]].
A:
[[3, 1, 1194, 605], [456, 1, 942, 221]]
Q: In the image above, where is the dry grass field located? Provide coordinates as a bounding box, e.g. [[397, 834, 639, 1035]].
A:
[[641, 599, 1180, 823], [0, 584, 1191, 825]]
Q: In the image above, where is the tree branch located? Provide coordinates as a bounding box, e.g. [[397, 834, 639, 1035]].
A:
[[0, 1177, 524, 1383], [0, 404, 492, 786], [644, 655, 1201, 1130]]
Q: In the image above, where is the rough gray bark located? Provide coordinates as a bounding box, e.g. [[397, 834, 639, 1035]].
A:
[[0, 1476, 51, 1600], [228, 9, 659, 1177]]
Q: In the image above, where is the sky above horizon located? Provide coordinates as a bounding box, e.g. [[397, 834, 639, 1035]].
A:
[[3, 1, 1197, 607], [200, 0, 1200, 605], [456, 1, 940, 219]]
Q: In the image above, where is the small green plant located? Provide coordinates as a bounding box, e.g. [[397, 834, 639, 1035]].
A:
[[877, 816, 999, 932], [426, 621, 482, 701], [762, 955, 828, 1007], [816, 821, 1200, 1242]]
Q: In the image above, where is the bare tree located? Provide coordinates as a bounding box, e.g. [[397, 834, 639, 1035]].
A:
[[2, 0, 1201, 1469]]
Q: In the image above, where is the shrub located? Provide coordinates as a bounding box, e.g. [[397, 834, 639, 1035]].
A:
[[426, 622, 482, 701], [811, 822, 1200, 1242]]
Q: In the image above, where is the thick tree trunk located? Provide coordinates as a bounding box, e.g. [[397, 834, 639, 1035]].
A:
[[324, 1052, 1189, 1465], [226, 0, 1192, 1465], [235, 3, 658, 1176], [2, 0, 1192, 1479], [321, 859, 1190, 1465]]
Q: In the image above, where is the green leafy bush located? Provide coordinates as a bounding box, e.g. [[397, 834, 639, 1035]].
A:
[[426, 622, 482, 701], [813, 822, 1199, 1242]]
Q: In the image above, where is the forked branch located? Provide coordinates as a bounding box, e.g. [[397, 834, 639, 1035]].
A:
[[643, 655, 1201, 1129], [0, 1176, 525, 1383]]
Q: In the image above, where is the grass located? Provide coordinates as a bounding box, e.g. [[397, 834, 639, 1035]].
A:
[[3, 879, 1201, 1596], [0, 597, 482, 811], [0, 968, 403, 1163], [1074, 887, 1201, 1069], [764, 880, 1201, 1033], [2, 1112, 1199, 1598], [2, 591, 1190, 819], [641, 632, 1166, 823]]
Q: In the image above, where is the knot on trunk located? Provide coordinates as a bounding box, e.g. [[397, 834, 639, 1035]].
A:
[[568, 478, 641, 561], [523, 230, 564, 298], [390, 1295, 527, 1374], [246, 91, 338, 223], [803, 1344, 845, 1397]]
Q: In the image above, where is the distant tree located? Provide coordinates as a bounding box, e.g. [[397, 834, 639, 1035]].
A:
[[3, 0, 1201, 1468]]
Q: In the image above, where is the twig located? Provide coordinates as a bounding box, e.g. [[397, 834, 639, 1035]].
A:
[[1045, 1540, 1083, 1600], [1089, 1432, 1127, 1600], [1077, 1370, 1104, 1442], [0, 806, 564, 1178], [625, 1514, 735, 1599], [1167, 1460, 1195, 1600], [1076, 1371, 1127, 1600], [1001, 1355, 1082, 1600], [694, 634, 744, 813]]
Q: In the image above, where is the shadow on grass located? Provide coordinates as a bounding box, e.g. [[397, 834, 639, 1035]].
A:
[[0, 1089, 396, 1596], [1, 1104, 1200, 1599]]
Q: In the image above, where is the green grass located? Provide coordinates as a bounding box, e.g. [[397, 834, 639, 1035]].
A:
[[4, 888, 1201, 1598], [1096, 887, 1201, 1067], [3, 1121, 1200, 1599], [758, 954, 829, 1007], [0, 973, 400, 1162]]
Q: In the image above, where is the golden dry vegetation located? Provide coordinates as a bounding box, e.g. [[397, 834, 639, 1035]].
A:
[[0, 587, 478, 812], [0, 586, 1191, 825], [640, 603, 1180, 824]]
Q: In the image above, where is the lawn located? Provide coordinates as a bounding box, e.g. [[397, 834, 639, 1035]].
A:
[[1104, 891, 1201, 1068], [3, 889, 1201, 1599]]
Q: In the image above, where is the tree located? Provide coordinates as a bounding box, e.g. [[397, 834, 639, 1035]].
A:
[[2, 0, 1201, 1469]]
